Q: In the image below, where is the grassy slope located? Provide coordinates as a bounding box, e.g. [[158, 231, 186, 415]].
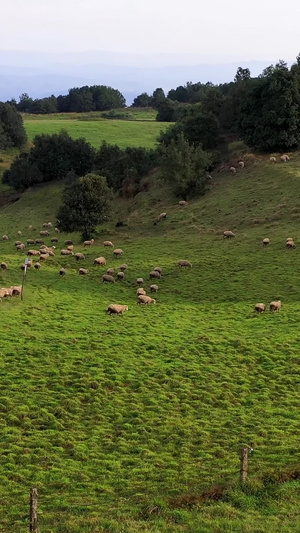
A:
[[23, 109, 171, 149], [0, 155, 300, 531]]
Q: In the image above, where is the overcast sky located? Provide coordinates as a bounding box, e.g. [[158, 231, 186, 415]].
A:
[[1, 0, 299, 63]]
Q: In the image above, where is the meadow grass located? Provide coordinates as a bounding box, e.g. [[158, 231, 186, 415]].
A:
[[23, 110, 170, 149], [0, 154, 300, 531]]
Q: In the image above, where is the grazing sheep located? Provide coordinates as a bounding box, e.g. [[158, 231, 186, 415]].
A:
[[137, 277, 144, 285], [28, 225, 34, 231], [107, 268, 115, 276], [120, 264, 128, 272], [223, 230, 236, 238], [263, 238, 270, 246], [59, 268, 66, 276], [0, 262, 7, 270], [39, 253, 49, 261], [154, 266, 162, 274], [15, 241, 23, 246], [137, 288, 146, 296], [179, 200, 188, 206], [40, 245, 48, 250], [286, 240, 296, 249], [150, 284, 158, 293], [67, 245, 74, 251], [178, 260, 192, 268], [43, 222, 52, 228], [17, 230, 22, 236], [48, 251, 55, 257], [281, 154, 290, 162], [51, 237, 59, 243], [238, 161, 245, 169], [2, 235, 9, 241], [79, 268, 89, 275], [138, 295, 156, 305], [75, 253, 85, 261], [34, 262, 41, 270], [94, 257, 106, 266], [64, 240, 73, 246], [255, 303, 266, 313], [117, 271, 125, 280], [103, 241, 114, 247], [103, 274, 115, 283], [11, 286, 21, 296], [107, 304, 128, 315], [158, 212, 167, 221], [229, 167, 236, 174], [35, 239, 44, 245], [40, 230, 50, 237], [28, 250, 40, 256], [270, 156, 276, 163], [0, 288, 10, 298], [113, 248, 123, 257], [84, 239, 94, 247], [270, 300, 281, 311], [150, 270, 161, 279], [27, 239, 36, 245], [61, 249, 74, 256], [16, 244, 25, 251], [55, 227, 60, 233]]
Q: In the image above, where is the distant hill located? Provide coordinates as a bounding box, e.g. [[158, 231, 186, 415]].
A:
[[0, 50, 287, 104]]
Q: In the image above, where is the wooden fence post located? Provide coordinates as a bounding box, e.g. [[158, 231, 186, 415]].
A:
[[240, 447, 249, 483], [30, 487, 38, 533]]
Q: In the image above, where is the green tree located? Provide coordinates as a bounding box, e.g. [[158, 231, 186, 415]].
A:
[[239, 63, 300, 150], [90, 85, 126, 110], [4, 131, 95, 189], [57, 174, 112, 239], [159, 134, 212, 198], [156, 99, 179, 121], [151, 88, 166, 107], [2, 153, 43, 190], [0, 102, 27, 148], [132, 92, 151, 107]]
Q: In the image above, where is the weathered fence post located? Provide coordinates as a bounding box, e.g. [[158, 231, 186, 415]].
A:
[[30, 487, 38, 532], [240, 447, 249, 483]]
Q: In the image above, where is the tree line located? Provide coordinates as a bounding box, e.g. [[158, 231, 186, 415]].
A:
[[8, 85, 126, 114]]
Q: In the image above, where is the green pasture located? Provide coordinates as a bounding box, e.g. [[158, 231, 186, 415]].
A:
[[23, 109, 170, 149], [0, 154, 300, 531]]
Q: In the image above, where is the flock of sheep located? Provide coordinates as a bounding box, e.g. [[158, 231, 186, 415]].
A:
[[0, 187, 294, 314], [223, 231, 294, 313], [229, 154, 290, 174], [0, 203, 194, 310]]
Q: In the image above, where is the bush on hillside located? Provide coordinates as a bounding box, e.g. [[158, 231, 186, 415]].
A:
[[158, 106, 224, 151], [0, 102, 27, 149], [93, 142, 158, 194], [57, 173, 112, 239], [4, 131, 95, 189], [159, 134, 212, 198]]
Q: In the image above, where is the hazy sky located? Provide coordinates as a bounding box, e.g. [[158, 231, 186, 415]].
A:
[[1, 0, 299, 62]]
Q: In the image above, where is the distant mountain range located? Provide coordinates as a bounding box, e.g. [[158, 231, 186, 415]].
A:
[[0, 50, 292, 105]]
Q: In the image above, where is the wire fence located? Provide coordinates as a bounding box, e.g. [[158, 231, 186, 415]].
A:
[[1, 445, 300, 532]]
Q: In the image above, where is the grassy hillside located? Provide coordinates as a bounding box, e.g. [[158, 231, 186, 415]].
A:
[[23, 109, 171, 149], [0, 154, 300, 532]]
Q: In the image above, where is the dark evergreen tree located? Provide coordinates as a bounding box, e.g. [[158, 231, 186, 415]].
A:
[[57, 174, 112, 239]]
